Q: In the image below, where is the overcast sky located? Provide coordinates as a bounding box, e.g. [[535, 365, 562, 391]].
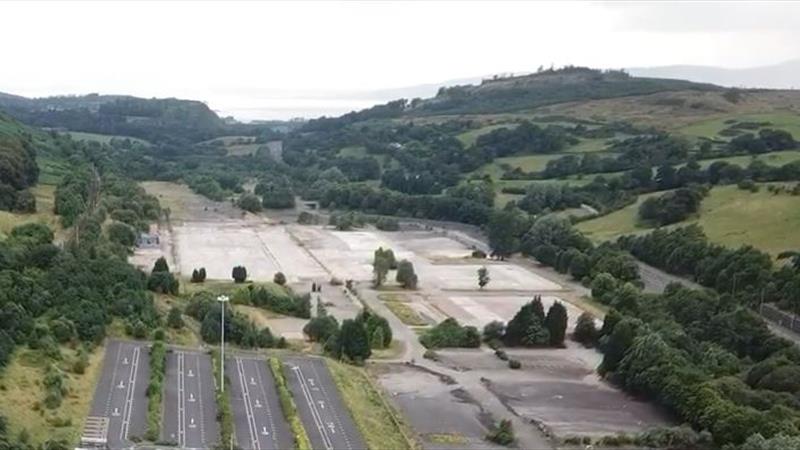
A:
[[2, 1, 800, 120]]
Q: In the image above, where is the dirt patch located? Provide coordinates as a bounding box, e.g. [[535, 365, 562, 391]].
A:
[[375, 364, 505, 450], [435, 347, 672, 438]]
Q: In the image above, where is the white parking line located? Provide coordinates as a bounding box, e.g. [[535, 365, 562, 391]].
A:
[[307, 360, 353, 450], [177, 352, 186, 447], [235, 358, 260, 449], [120, 345, 141, 442], [291, 364, 333, 450]]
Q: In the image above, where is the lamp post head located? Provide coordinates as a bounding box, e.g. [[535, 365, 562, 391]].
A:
[[217, 295, 230, 303]]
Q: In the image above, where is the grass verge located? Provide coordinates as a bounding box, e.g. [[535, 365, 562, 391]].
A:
[[146, 340, 166, 441], [328, 360, 418, 450], [384, 301, 428, 327], [210, 349, 235, 446], [269, 357, 312, 450], [0, 345, 104, 445]]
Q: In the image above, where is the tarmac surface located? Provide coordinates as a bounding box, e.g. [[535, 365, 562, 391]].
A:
[[162, 350, 219, 448], [88, 339, 151, 448], [283, 356, 366, 450], [227, 356, 293, 450]]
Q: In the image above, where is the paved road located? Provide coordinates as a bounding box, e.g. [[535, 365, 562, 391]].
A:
[[88, 339, 150, 448], [283, 357, 366, 450], [227, 357, 293, 450], [162, 350, 219, 448]]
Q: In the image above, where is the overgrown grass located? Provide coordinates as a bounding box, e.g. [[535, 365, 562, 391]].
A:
[[328, 360, 418, 450], [146, 340, 166, 441], [0, 345, 104, 445], [383, 301, 428, 327], [211, 349, 235, 445], [427, 433, 467, 444], [269, 358, 312, 450], [0, 185, 60, 239]]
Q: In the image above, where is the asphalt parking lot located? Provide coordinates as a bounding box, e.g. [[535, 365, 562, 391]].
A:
[[87, 339, 151, 448], [283, 357, 366, 450], [227, 356, 293, 450], [162, 350, 219, 448]]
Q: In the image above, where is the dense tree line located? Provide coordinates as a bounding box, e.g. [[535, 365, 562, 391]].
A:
[[474, 121, 574, 157], [319, 182, 491, 225], [513, 179, 635, 216], [232, 285, 311, 319], [619, 225, 800, 315], [508, 216, 800, 446], [638, 186, 707, 226], [0, 116, 39, 212], [0, 196, 161, 375], [419, 318, 480, 349], [729, 129, 797, 155]]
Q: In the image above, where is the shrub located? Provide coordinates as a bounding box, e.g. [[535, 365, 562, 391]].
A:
[[146, 341, 166, 441], [573, 312, 598, 347], [190, 268, 206, 283], [423, 349, 439, 361], [483, 320, 506, 343], [167, 307, 184, 329], [232, 265, 248, 283], [486, 419, 515, 446], [395, 260, 418, 289], [107, 222, 137, 247], [495, 349, 509, 361], [508, 359, 521, 369], [274, 272, 287, 286], [147, 271, 179, 295], [236, 193, 263, 213], [471, 249, 487, 259], [375, 216, 399, 231], [420, 318, 480, 349]]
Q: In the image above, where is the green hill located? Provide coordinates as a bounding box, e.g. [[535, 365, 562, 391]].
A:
[[0, 92, 226, 143], [408, 66, 720, 116], [577, 183, 800, 257]]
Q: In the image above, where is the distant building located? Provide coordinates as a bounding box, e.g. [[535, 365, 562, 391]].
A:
[[136, 232, 160, 248]]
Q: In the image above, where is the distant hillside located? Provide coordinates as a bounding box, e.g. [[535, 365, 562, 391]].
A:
[[629, 59, 800, 90], [407, 66, 721, 116], [0, 92, 226, 143]]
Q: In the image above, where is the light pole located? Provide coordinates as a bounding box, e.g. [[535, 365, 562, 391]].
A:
[[217, 294, 230, 392]]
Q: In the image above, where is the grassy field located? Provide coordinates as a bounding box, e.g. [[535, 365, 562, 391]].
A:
[[67, 131, 149, 146], [678, 112, 800, 140], [328, 360, 418, 450], [226, 143, 261, 156], [685, 150, 800, 169], [338, 146, 369, 157], [456, 123, 514, 147], [0, 185, 60, 239], [577, 184, 800, 256], [473, 154, 566, 179], [564, 137, 612, 153], [0, 345, 105, 445]]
